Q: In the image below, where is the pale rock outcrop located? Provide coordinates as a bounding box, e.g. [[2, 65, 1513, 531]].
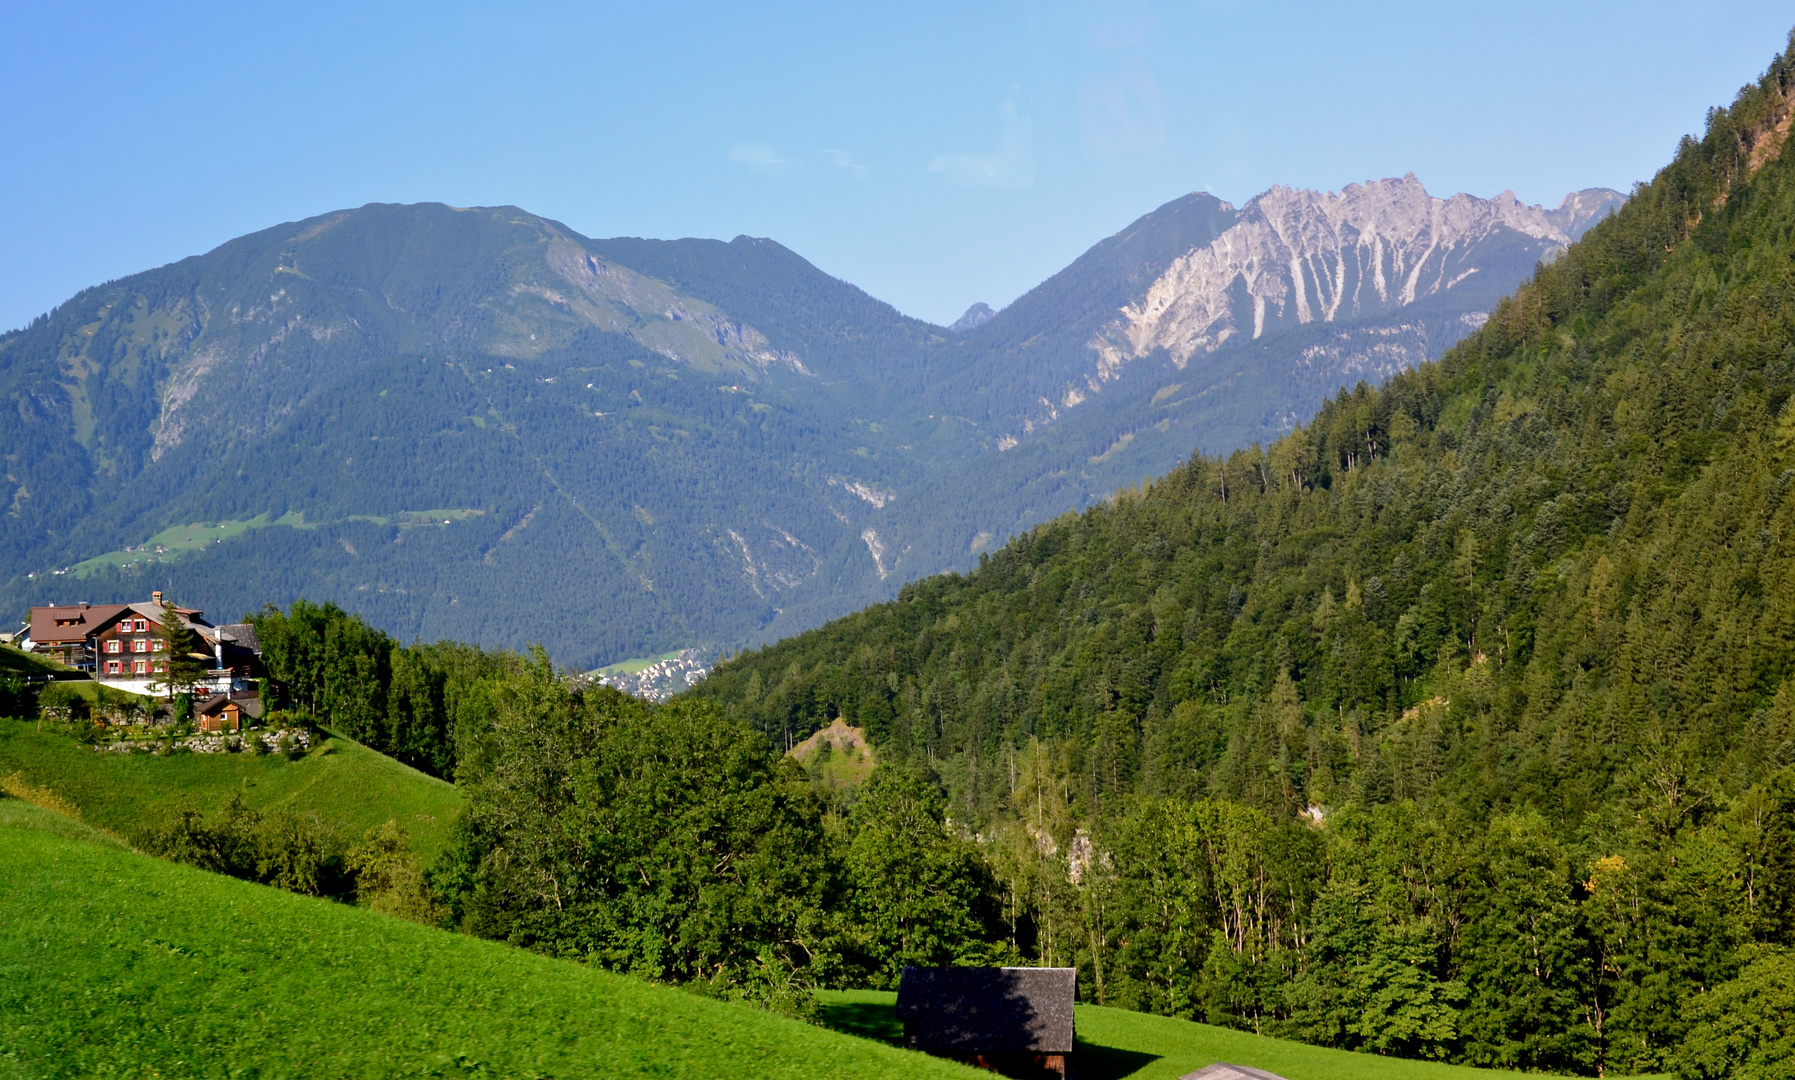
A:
[[1091, 175, 1594, 373]]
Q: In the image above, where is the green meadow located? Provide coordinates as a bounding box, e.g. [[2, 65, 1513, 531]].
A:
[[67, 513, 302, 577], [0, 720, 464, 861], [593, 649, 685, 677], [0, 798, 979, 1080], [0, 722, 1675, 1080], [816, 990, 1639, 1080], [64, 508, 485, 578]]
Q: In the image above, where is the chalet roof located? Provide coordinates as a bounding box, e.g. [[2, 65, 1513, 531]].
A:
[[895, 967, 1076, 1054], [195, 693, 237, 717], [27, 600, 211, 645], [119, 601, 208, 627], [28, 604, 130, 645], [215, 623, 260, 652]]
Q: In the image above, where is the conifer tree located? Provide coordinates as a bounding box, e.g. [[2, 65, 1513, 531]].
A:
[[158, 599, 209, 698]]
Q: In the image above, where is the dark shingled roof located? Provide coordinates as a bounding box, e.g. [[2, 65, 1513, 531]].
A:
[[895, 966, 1076, 1053], [216, 623, 261, 652]]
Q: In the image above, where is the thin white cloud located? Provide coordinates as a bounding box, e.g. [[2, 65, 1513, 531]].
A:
[[927, 97, 1034, 189], [821, 149, 869, 175], [729, 143, 789, 175]]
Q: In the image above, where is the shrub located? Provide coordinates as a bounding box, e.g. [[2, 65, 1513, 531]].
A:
[[346, 820, 444, 926], [37, 684, 90, 721], [134, 793, 350, 900], [0, 673, 36, 718]]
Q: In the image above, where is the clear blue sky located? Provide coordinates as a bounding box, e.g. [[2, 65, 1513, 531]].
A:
[[2, 2, 1789, 333]]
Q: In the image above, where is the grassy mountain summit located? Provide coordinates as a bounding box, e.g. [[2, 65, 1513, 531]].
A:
[[694, 36, 1795, 1076]]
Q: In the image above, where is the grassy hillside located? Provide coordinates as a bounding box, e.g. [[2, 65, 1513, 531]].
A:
[[0, 643, 67, 676], [818, 991, 1633, 1080], [0, 797, 978, 1080], [0, 720, 463, 861]]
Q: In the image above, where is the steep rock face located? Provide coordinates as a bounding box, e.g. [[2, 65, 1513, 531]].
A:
[[966, 178, 1621, 469], [1547, 187, 1630, 237], [1090, 175, 1616, 374]]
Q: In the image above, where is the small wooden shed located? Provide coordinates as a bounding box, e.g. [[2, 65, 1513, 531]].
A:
[[895, 966, 1077, 1079]]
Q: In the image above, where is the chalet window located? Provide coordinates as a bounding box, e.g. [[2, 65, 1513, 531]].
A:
[[106, 661, 122, 675], [135, 639, 150, 653], [133, 660, 148, 675], [106, 640, 121, 654], [134, 619, 148, 632], [152, 661, 165, 673], [152, 640, 165, 652]]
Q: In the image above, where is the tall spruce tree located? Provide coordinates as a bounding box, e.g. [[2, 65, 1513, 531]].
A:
[[157, 598, 209, 698]]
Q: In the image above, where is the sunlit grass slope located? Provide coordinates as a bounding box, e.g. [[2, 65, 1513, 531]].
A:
[[0, 644, 67, 676], [0, 799, 979, 1080], [817, 990, 1626, 1080], [0, 719, 464, 861], [594, 649, 685, 677]]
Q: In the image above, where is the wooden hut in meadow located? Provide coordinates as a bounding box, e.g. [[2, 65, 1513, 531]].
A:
[[895, 966, 1077, 1079]]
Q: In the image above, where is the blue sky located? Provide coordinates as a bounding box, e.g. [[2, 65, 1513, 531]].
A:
[[1, 2, 1789, 332]]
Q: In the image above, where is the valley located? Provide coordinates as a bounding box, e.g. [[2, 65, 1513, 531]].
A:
[[6, 14, 1795, 1080]]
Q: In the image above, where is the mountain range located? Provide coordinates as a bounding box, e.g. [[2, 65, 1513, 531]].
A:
[[0, 179, 1619, 666]]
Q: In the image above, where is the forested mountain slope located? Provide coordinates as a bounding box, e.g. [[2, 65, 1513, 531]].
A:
[[0, 182, 1613, 665], [695, 38, 1795, 1076], [0, 206, 935, 662]]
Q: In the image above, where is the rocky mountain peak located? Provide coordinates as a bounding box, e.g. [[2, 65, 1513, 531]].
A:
[[1546, 187, 1628, 238], [1089, 175, 1623, 373], [948, 302, 997, 333]]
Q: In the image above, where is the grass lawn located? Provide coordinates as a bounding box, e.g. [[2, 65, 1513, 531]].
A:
[[34, 678, 154, 702], [0, 798, 980, 1080], [0, 719, 464, 862], [816, 990, 1654, 1080]]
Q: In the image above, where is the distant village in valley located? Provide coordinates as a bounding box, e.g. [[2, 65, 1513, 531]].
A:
[[590, 648, 711, 703]]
